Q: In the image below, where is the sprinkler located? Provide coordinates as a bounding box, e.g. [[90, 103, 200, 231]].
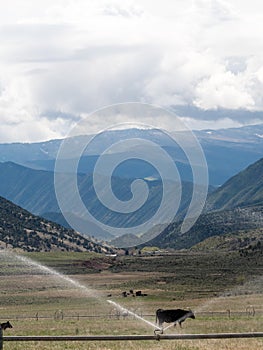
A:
[[154, 327, 163, 337]]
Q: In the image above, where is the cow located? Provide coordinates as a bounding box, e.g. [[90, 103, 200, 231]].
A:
[[0, 321, 12, 331], [156, 309, 195, 328], [0, 321, 12, 349]]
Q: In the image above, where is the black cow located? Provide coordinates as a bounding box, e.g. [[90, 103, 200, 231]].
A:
[[0, 321, 12, 330], [156, 309, 195, 328]]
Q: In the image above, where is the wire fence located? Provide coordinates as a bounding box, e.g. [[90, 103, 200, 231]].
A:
[[0, 307, 261, 322], [1, 309, 262, 349]]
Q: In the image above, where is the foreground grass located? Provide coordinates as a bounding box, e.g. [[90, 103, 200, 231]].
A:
[[3, 339, 263, 350], [0, 250, 262, 349], [2, 309, 263, 350]]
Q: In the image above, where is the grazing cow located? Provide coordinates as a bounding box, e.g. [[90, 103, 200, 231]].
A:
[[0, 321, 12, 330], [156, 309, 195, 328]]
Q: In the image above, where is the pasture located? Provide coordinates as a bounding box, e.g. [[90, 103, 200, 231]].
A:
[[0, 250, 262, 349]]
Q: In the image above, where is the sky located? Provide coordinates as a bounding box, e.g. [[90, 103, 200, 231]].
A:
[[0, 0, 263, 142]]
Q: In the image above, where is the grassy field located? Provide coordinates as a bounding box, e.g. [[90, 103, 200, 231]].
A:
[[0, 249, 262, 349]]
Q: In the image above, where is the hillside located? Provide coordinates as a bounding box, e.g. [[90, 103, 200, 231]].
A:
[[206, 157, 263, 211], [144, 205, 263, 250], [0, 161, 196, 241], [1, 130, 263, 247], [0, 196, 113, 253], [191, 228, 263, 253], [0, 162, 59, 214], [139, 156, 263, 250]]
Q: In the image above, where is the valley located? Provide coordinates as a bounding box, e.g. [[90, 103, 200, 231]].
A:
[[0, 124, 262, 350], [0, 250, 262, 350], [1, 2, 263, 348]]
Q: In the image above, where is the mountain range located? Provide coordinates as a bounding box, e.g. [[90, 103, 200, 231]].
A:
[[1, 155, 263, 249], [0, 123, 263, 250], [0, 161, 197, 241], [1, 124, 263, 185], [142, 156, 263, 250]]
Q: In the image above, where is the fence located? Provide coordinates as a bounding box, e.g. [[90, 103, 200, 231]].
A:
[[1, 332, 263, 349], [1, 309, 262, 349], [1, 307, 260, 322]]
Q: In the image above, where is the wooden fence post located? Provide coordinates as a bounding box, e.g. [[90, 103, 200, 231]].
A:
[[0, 327, 3, 350]]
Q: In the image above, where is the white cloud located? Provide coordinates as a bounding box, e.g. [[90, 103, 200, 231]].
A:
[[0, 0, 263, 141], [182, 116, 243, 130], [193, 69, 255, 110], [0, 118, 66, 143]]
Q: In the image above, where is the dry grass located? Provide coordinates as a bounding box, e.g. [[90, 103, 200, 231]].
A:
[[0, 251, 262, 349]]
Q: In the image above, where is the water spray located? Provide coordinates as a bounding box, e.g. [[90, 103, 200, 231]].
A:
[[107, 300, 162, 333], [0, 250, 101, 299], [1, 250, 163, 334]]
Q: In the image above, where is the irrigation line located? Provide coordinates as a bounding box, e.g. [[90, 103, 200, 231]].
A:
[[3, 332, 263, 342], [1, 310, 261, 321]]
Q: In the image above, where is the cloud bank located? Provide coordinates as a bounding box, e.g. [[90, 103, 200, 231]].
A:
[[0, 0, 263, 141]]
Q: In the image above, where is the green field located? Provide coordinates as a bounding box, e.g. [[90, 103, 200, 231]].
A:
[[0, 250, 262, 349]]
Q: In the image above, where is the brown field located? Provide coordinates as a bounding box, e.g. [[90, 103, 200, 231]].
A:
[[0, 250, 262, 349]]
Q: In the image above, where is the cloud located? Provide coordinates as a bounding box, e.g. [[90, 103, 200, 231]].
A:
[[182, 116, 243, 130], [0, 0, 263, 142], [29, 45, 161, 114], [102, 2, 144, 17], [0, 77, 72, 142], [193, 69, 255, 110], [0, 117, 68, 143]]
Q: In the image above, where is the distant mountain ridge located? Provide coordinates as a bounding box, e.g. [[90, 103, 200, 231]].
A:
[[1, 124, 263, 248], [1, 124, 263, 185], [1, 154, 263, 250], [0, 162, 58, 214], [0, 161, 197, 241]]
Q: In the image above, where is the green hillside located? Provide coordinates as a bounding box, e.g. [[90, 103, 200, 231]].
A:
[[191, 228, 263, 253], [206, 157, 263, 211], [145, 205, 263, 250], [0, 196, 113, 254]]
